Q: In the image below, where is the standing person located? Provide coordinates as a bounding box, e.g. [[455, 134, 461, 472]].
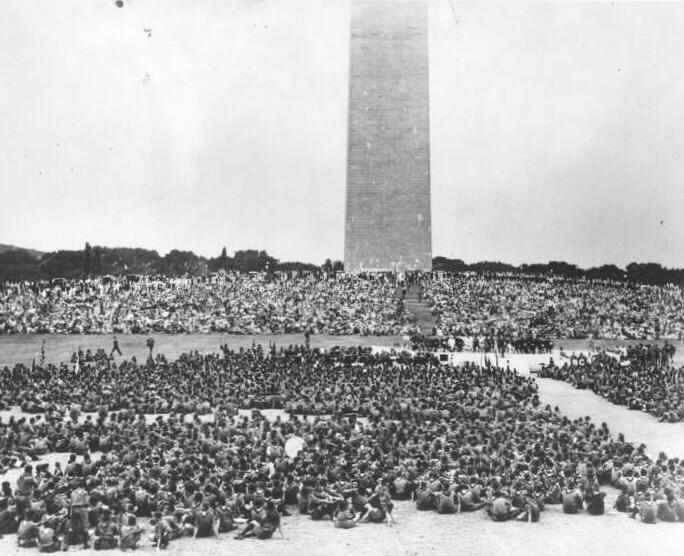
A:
[[110, 335, 122, 358], [39, 340, 46, 367], [69, 481, 91, 549], [304, 328, 311, 350], [146, 337, 155, 360], [15, 465, 36, 515]]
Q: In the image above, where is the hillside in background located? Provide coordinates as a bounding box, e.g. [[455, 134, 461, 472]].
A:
[[0, 244, 43, 259]]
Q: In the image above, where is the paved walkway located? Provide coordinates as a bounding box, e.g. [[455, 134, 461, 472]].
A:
[[0, 334, 404, 367], [535, 376, 684, 458], [418, 349, 684, 458]]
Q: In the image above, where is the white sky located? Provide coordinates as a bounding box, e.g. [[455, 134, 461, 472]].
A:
[[1, 0, 683, 267]]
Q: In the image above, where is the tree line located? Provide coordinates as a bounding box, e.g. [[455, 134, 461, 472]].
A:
[[0, 244, 342, 282], [0, 245, 681, 286], [433, 256, 684, 286]]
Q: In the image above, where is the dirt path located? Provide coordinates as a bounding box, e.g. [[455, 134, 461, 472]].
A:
[[535, 377, 684, 458]]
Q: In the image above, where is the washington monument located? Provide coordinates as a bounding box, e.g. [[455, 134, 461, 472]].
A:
[[344, 0, 432, 273]]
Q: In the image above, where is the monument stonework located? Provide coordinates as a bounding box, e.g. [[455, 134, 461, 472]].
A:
[[344, 0, 432, 273]]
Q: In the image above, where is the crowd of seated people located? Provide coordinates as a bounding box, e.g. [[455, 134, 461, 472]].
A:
[[421, 274, 684, 340], [539, 344, 684, 422], [3, 272, 684, 342], [1, 345, 684, 552], [0, 274, 415, 336]]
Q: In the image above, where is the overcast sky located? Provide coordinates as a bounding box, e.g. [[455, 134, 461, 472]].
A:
[[1, 0, 683, 267]]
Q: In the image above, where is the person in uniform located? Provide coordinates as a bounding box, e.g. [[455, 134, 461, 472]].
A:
[[487, 497, 514, 521], [37, 513, 64, 553], [214, 498, 236, 533], [614, 487, 631, 513], [15, 465, 37, 515], [298, 480, 313, 515], [435, 488, 457, 514], [307, 483, 337, 521], [110, 335, 122, 357], [0, 502, 19, 536], [391, 473, 412, 501], [357, 484, 393, 525], [119, 510, 143, 550], [456, 485, 488, 512], [17, 509, 40, 548], [151, 511, 171, 549], [93, 509, 119, 550], [634, 493, 658, 524], [146, 337, 155, 361], [68, 481, 91, 548], [656, 490, 678, 522], [562, 487, 583, 514], [254, 500, 281, 539], [193, 503, 216, 538], [414, 481, 434, 511], [520, 495, 541, 522], [235, 500, 280, 540], [585, 490, 607, 515], [333, 499, 356, 529]]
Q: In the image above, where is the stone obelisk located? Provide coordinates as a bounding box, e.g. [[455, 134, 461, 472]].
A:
[[344, 0, 432, 273]]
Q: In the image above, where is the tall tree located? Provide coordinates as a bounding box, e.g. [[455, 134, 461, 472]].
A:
[[93, 246, 103, 275], [84, 242, 92, 277]]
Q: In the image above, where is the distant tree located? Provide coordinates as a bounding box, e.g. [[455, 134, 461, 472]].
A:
[[432, 256, 467, 273], [469, 261, 517, 274], [94, 246, 103, 276], [233, 249, 278, 272], [520, 263, 549, 275], [276, 261, 319, 272], [155, 250, 207, 276], [586, 264, 625, 282], [84, 242, 92, 277], [0, 251, 42, 282], [40, 250, 85, 279], [98, 247, 161, 275], [624, 262, 684, 286], [3, 244, 684, 285], [208, 246, 232, 273], [219, 247, 230, 270], [547, 261, 581, 278]]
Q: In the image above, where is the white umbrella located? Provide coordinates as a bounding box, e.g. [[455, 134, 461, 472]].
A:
[[284, 436, 305, 458]]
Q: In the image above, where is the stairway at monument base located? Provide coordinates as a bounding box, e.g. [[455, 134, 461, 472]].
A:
[[403, 287, 435, 335]]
